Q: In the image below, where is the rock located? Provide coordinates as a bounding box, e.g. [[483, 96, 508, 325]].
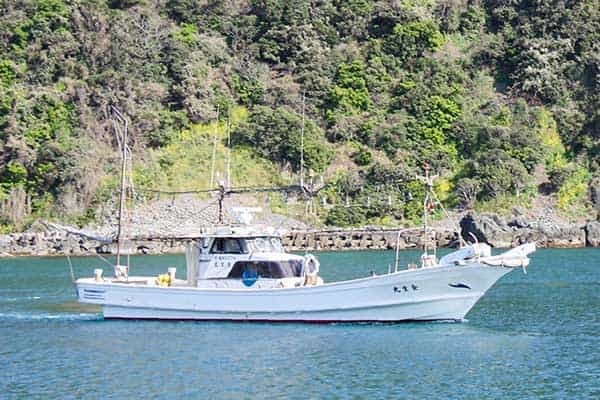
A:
[[585, 221, 600, 247], [460, 213, 513, 248], [460, 213, 486, 244], [0, 235, 11, 252], [515, 223, 586, 248], [437, 231, 456, 248], [508, 215, 530, 229], [544, 224, 586, 248]]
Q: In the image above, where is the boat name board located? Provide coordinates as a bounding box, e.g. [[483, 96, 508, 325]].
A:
[[212, 255, 236, 270]]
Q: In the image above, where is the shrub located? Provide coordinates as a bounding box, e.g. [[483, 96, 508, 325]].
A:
[[557, 166, 591, 211], [384, 20, 445, 63], [353, 147, 373, 166], [325, 205, 367, 227], [0, 60, 16, 87]]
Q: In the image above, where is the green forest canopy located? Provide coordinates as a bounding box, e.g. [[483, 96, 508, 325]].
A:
[[0, 0, 598, 229]]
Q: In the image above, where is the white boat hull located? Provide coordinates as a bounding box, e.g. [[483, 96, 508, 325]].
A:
[[77, 263, 513, 322]]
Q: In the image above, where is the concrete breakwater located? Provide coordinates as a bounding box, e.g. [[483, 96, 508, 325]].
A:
[[0, 228, 454, 257], [1, 215, 600, 257], [283, 228, 455, 251]]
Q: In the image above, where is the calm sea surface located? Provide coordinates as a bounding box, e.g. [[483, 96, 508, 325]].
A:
[[1, 248, 598, 399]]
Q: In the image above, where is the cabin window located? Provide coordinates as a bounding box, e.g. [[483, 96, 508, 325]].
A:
[[246, 237, 284, 253], [270, 238, 284, 252], [228, 260, 303, 279], [210, 238, 244, 254]]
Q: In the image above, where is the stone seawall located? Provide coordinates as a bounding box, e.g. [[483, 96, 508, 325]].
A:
[[282, 229, 455, 251], [0, 228, 455, 257], [2, 217, 600, 257]]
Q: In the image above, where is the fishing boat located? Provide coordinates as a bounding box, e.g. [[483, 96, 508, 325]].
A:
[[76, 223, 534, 322], [74, 108, 535, 322]]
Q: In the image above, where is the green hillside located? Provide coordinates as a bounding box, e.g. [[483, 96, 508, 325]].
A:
[[1, 0, 599, 231]]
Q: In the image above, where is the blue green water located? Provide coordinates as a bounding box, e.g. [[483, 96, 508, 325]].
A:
[[1, 248, 598, 399]]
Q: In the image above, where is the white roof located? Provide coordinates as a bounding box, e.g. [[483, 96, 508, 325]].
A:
[[199, 225, 282, 239]]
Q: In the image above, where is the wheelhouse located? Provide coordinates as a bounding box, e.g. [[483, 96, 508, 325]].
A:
[[185, 227, 322, 289]]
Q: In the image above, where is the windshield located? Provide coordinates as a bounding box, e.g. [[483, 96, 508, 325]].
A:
[[228, 260, 303, 279], [246, 237, 284, 253], [210, 238, 243, 254]]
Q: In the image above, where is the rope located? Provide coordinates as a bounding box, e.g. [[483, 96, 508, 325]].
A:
[[428, 188, 466, 247], [135, 184, 306, 196], [67, 255, 75, 283], [137, 188, 218, 195], [96, 253, 117, 267]]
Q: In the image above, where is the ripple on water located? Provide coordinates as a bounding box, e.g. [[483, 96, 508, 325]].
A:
[[0, 312, 101, 322], [1, 296, 41, 302]]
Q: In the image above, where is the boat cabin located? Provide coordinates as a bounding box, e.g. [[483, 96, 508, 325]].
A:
[[186, 227, 322, 289]]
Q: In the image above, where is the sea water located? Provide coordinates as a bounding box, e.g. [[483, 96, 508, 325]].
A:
[[0, 248, 598, 399]]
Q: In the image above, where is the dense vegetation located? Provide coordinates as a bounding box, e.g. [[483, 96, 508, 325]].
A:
[[1, 0, 598, 230]]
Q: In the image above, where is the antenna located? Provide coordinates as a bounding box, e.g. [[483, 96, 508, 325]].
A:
[[226, 107, 232, 189], [209, 105, 220, 189], [300, 89, 305, 189]]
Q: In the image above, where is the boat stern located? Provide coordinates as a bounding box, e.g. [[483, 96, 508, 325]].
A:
[[75, 278, 107, 305]]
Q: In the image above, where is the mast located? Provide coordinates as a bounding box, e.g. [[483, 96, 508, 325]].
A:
[[111, 106, 128, 268], [417, 163, 438, 257], [417, 163, 465, 255]]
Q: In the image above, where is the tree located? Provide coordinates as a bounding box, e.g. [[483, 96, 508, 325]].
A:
[[455, 177, 479, 209], [232, 105, 333, 173], [384, 20, 445, 65], [326, 60, 372, 122]]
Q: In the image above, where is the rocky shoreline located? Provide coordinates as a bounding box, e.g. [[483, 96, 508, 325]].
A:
[[1, 212, 599, 257]]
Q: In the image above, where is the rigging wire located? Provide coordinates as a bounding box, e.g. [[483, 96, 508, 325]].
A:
[[95, 252, 118, 267], [135, 184, 308, 196], [67, 255, 75, 283]]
